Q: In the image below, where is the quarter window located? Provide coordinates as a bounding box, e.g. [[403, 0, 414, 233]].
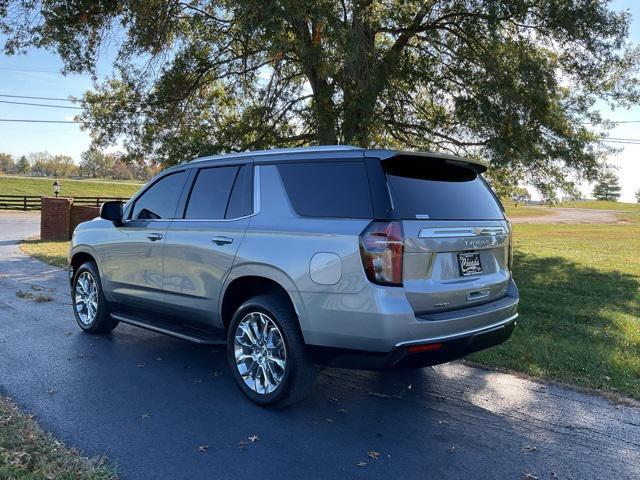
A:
[[277, 162, 373, 218], [131, 171, 188, 220]]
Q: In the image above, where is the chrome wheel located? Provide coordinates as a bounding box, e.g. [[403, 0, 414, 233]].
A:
[[234, 312, 287, 395], [75, 271, 98, 326]]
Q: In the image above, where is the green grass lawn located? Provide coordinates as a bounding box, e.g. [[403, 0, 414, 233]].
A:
[[0, 175, 142, 198], [557, 200, 640, 211], [1, 396, 116, 479], [471, 219, 640, 400], [20, 217, 640, 400]]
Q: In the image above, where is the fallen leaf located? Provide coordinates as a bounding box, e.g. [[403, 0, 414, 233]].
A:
[[47, 389, 56, 395], [325, 418, 334, 423], [356, 462, 367, 467], [367, 450, 380, 460], [248, 434, 260, 443], [337, 408, 348, 413], [197, 445, 209, 452], [407, 384, 412, 390], [524, 445, 537, 452], [438, 420, 449, 425], [523, 475, 538, 480], [140, 413, 150, 419], [137, 364, 145, 368], [448, 446, 456, 453]]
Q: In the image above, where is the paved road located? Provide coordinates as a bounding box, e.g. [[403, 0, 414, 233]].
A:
[[509, 207, 624, 224], [1, 211, 639, 480]]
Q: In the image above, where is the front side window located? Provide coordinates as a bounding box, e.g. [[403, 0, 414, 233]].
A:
[[184, 166, 240, 219], [131, 171, 188, 220]]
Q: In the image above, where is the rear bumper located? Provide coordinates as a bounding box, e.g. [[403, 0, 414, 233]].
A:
[[308, 316, 515, 370], [300, 277, 519, 354]]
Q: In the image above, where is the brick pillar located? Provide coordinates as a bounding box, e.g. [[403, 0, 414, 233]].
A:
[[70, 205, 101, 235], [41, 197, 73, 241]]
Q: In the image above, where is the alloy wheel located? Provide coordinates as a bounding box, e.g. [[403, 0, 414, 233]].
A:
[[75, 271, 98, 326], [234, 311, 287, 394]]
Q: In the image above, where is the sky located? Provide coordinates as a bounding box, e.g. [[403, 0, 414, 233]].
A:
[[0, 1, 639, 203]]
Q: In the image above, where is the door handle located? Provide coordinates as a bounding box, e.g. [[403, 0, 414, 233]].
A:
[[211, 236, 233, 245], [147, 233, 163, 241]]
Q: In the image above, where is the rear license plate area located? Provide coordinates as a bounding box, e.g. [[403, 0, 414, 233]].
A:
[[458, 252, 482, 276]]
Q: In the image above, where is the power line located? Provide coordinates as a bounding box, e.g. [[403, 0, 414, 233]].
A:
[[0, 100, 82, 110], [0, 67, 107, 77], [0, 94, 78, 102], [0, 119, 82, 124], [582, 120, 640, 124]]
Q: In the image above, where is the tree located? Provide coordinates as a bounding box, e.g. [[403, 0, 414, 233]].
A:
[[79, 149, 116, 178], [0, 153, 14, 174], [15, 155, 30, 175], [592, 171, 621, 201], [3, 1, 640, 197], [635, 189, 640, 204]]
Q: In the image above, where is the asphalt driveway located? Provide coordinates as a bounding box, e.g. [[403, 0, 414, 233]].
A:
[[0, 211, 638, 479]]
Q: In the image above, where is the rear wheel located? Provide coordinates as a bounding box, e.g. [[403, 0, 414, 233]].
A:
[[72, 261, 118, 334], [227, 295, 317, 407]]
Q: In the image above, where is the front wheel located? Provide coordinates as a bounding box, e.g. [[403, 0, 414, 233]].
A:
[[227, 295, 317, 407], [72, 261, 118, 334]]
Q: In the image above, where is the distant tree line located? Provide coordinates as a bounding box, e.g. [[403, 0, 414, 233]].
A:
[[0, 151, 157, 181]]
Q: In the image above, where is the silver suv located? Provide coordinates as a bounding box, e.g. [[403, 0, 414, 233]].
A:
[[69, 146, 518, 406]]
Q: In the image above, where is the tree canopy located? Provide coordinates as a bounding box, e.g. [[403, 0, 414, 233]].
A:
[[2, 0, 639, 198]]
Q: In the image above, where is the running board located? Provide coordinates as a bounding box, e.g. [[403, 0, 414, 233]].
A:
[[111, 312, 226, 345]]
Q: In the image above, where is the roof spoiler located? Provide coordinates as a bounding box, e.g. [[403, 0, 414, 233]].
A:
[[389, 151, 488, 173]]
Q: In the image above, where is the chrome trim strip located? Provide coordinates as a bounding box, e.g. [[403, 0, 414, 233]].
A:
[[395, 313, 518, 348], [418, 226, 507, 238]]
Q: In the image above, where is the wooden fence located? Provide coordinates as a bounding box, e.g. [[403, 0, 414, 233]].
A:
[[0, 195, 129, 211]]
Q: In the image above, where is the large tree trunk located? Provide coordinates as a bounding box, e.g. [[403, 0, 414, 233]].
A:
[[313, 79, 338, 145], [342, 11, 377, 147]]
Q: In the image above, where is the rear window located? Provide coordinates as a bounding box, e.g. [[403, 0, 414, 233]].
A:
[[278, 162, 373, 218], [384, 158, 504, 220]]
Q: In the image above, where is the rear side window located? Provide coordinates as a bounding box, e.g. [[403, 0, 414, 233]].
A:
[[384, 158, 504, 220], [131, 170, 187, 220], [185, 166, 239, 219], [278, 162, 373, 218]]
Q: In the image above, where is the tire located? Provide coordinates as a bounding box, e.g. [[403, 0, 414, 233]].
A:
[[227, 294, 317, 407], [71, 261, 118, 334]]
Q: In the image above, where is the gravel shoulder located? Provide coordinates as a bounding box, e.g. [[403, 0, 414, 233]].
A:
[[1, 211, 639, 480]]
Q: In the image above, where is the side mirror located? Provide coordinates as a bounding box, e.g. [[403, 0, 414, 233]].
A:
[[100, 201, 123, 225]]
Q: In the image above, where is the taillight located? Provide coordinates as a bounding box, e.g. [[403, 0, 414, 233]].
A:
[[359, 221, 404, 286]]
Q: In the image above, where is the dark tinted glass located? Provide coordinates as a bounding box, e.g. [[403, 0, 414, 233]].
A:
[[384, 158, 504, 220], [226, 165, 253, 219], [185, 166, 239, 219], [278, 162, 373, 218], [132, 171, 187, 220]]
